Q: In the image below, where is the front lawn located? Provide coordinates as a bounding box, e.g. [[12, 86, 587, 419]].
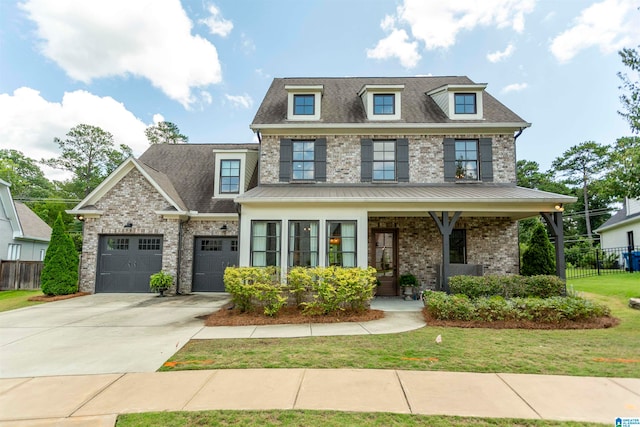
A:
[[117, 409, 603, 427], [0, 290, 45, 312], [162, 274, 640, 378]]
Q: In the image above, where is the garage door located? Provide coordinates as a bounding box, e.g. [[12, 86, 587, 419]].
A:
[[193, 236, 238, 292], [96, 235, 163, 293]]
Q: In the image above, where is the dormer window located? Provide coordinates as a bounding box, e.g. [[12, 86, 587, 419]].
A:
[[213, 148, 258, 198], [286, 85, 323, 121], [373, 94, 395, 115], [220, 159, 240, 193], [359, 84, 403, 121], [454, 93, 476, 114]]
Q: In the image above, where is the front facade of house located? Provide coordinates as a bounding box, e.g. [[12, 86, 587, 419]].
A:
[[70, 76, 575, 295]]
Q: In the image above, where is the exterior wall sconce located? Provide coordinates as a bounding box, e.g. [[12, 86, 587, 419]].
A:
[[76, 214, 85, 222], [554, 204, 564, 212], [220, 224, 228, 231], [124, 222, 133, 228]]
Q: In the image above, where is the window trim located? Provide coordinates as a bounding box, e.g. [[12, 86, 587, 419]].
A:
[[358, 84, 403, 120], [291, 140, 315, 181], [372, 140, 397, 182], [7, 243, 21, 260], [454, 139, 479, 181], [293, 94, 315, 116], [285, 85, 323, 121], [454, 93, 477, 115], [250, 220, 281, 267], [327, 221, 357, 267], [288, 220, 319, 267], [219, 159, 241, 194], [373, 94, 395, 115]]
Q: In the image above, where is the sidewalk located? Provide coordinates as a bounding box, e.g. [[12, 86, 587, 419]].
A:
[[1, 369, 639, 426]]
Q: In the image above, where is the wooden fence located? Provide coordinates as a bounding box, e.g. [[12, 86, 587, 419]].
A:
[[0, 260, 43, 290]]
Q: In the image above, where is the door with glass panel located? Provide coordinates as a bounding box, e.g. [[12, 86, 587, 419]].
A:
[[372, 229, 398, 296]]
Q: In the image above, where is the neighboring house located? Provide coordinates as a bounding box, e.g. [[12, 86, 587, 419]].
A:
[[596, 198, 639, 252], [0, 179, 51, 261], [69, 76, 576, 295], [68, 144, 258, 293]]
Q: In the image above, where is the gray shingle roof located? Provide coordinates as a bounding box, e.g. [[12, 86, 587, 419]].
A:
[[596, 206, 640, 232], [252, 77, 527, 126], [15, 202, 51, 241], [138, 144, 258, 214]]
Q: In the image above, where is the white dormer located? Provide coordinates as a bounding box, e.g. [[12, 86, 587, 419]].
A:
[[358, 84, 404, 121], [213, 149, 258, 199], [285, 85, 323, 121], [427, 83, 487, 120]]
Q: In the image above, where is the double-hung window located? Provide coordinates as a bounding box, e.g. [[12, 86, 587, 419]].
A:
[[293, 94, 315, 115], [7, 243, 21, 260], [327, 221, 356, 267], [449, 229, 467, 264], [288, 221, 318, 267], [220, 159, 241, 194], [454, 93, 476, 114], [292, 141, 315, 180], [373, 141, 396, 181], [373, 94, 395, 115], [251, 221, 281, 267], [454, 140, 478, 180]]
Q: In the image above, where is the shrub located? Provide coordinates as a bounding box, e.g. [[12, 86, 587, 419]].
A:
[[399, 273, 419, 287], [449, 275, 565, 299], [287, 266, 314, 307], [149, 271, 173, 292], [41, 213, 79, 296], [302, 266, 376, 315], [521, 221, 556, 276], [223, 267, 282, 315]]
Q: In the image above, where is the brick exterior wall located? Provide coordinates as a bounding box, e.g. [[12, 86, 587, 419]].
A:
[[368, 216, 519, 291], [259, 133, 516, 184]]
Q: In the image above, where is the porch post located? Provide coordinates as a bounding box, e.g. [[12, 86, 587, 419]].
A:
[[429, 211, 462, 293], [541, 211, 566, 282]]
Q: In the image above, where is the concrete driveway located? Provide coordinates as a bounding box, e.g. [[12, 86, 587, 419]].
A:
[[0, 293, 230, 378]]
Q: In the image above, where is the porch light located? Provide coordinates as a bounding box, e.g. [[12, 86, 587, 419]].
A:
[[220, 224, 228, 231], [124, 222, 133, 228], [76, 214, 85, 222], [554, 203, 564, 212]]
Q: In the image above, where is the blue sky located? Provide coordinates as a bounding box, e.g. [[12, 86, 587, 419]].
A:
[[1, 0, 638, 181]]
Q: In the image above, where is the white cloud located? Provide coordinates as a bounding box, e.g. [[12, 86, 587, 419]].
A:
[[240, 33, 256, 54], [367, 28, 421, 69], [487, 43, 515, 62], [21, 0, 223, 108], [225, 94, 253, 109], [0, 87, 149, 180], [200, 4, 233, 37], [152, 114, 165, 124], [550, 0, 640, 63], [501, 83, 528, 93]]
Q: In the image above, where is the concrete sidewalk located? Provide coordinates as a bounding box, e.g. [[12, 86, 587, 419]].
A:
[[1, 369, 639, 426]]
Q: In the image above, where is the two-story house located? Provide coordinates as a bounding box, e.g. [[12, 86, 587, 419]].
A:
[[238, 77, 576, 294], [69, 76, 576, 295]]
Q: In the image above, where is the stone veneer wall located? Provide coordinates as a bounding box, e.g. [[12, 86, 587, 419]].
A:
[[368, 216, 519, 290], [79, 168, 181, 293], [260, 134, 516, 184], [178, 220, 239, 293]]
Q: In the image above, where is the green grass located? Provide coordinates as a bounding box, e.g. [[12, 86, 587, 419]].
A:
[[162, 274, 640, 378], [116, 410, 605, 427], [0, 290, 45, 312]]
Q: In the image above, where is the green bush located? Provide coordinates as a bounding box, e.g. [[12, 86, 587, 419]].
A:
[[149, 270, 173, 292], [449, 275, 565, 299], [423, 291, 610, 323], [287, 266, 314, 307], [521, 221, 556, 276], [302, 266, 376, 315], [223, 266, 283, 315], [41, 213, 79, 296]]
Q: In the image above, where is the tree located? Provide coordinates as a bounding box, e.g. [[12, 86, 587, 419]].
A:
[[551, 141, 609, 241], [145, 121, 188, 144], [0, 149, 53, 199], [43, 124, 132, 197], [41, 213, 79, 296], [521, 222, 556, 276], [605, 136, 640, 199], [618, 46, 640, 133]]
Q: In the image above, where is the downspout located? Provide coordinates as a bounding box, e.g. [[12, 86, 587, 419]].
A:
[[176, 215, 190, 295], [513, 127, 525, 274]]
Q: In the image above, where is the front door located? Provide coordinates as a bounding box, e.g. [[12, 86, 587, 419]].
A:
[[372, 229, 398, 296]]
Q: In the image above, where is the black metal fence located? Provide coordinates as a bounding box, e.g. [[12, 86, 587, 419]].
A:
[[565, 245, 639, 280]]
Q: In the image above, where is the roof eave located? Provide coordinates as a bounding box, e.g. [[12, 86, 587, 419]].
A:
[[250, 121, 531, 132]]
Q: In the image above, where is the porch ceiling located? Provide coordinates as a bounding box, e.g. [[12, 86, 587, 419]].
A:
[[236, 184, 577, 220]]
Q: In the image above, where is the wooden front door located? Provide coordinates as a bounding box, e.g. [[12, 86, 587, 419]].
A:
[[371, 229, 398, 296]]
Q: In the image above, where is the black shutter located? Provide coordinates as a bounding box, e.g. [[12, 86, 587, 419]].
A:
[[396, 138, 409, 182], [314, 138, 327, 182], [479, 138, 493, 182], [279, 139, 292, 182], [361, 139, 373, 182], [443, 138, 456, 182]]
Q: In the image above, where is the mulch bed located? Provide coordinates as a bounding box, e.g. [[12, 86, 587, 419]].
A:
[[28, 292, 90, 302], [203, 303, 384, 326], [422, 308, 620, 329]]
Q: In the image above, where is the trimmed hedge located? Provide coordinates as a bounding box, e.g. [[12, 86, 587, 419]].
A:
[[224, 266, 376, 317], [448, 275, 565, 299], [423, 291, 611, 323]]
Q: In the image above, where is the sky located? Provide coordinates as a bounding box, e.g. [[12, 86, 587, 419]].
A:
[[1, 0, 639, 182]]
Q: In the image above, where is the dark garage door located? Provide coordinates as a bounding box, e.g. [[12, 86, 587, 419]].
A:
[[193, 236, 238, 292], [96, 235, 163, 293]]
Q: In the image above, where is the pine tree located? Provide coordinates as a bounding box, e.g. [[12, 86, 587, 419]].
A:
[[41, 213, 79, 295], [521, 221, 556, 276]]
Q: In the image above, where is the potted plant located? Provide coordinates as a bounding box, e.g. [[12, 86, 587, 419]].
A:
[[399, 273, 419, 300], [149, 270, 173, 297]]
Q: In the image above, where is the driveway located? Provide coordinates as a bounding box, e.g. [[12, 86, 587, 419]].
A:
[[0, 293, 230, 378]]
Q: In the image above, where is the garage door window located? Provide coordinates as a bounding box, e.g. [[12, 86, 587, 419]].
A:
[[200, 239, 222, 251], [139, 238, 161, 251], [107, 238, 129, 250]]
